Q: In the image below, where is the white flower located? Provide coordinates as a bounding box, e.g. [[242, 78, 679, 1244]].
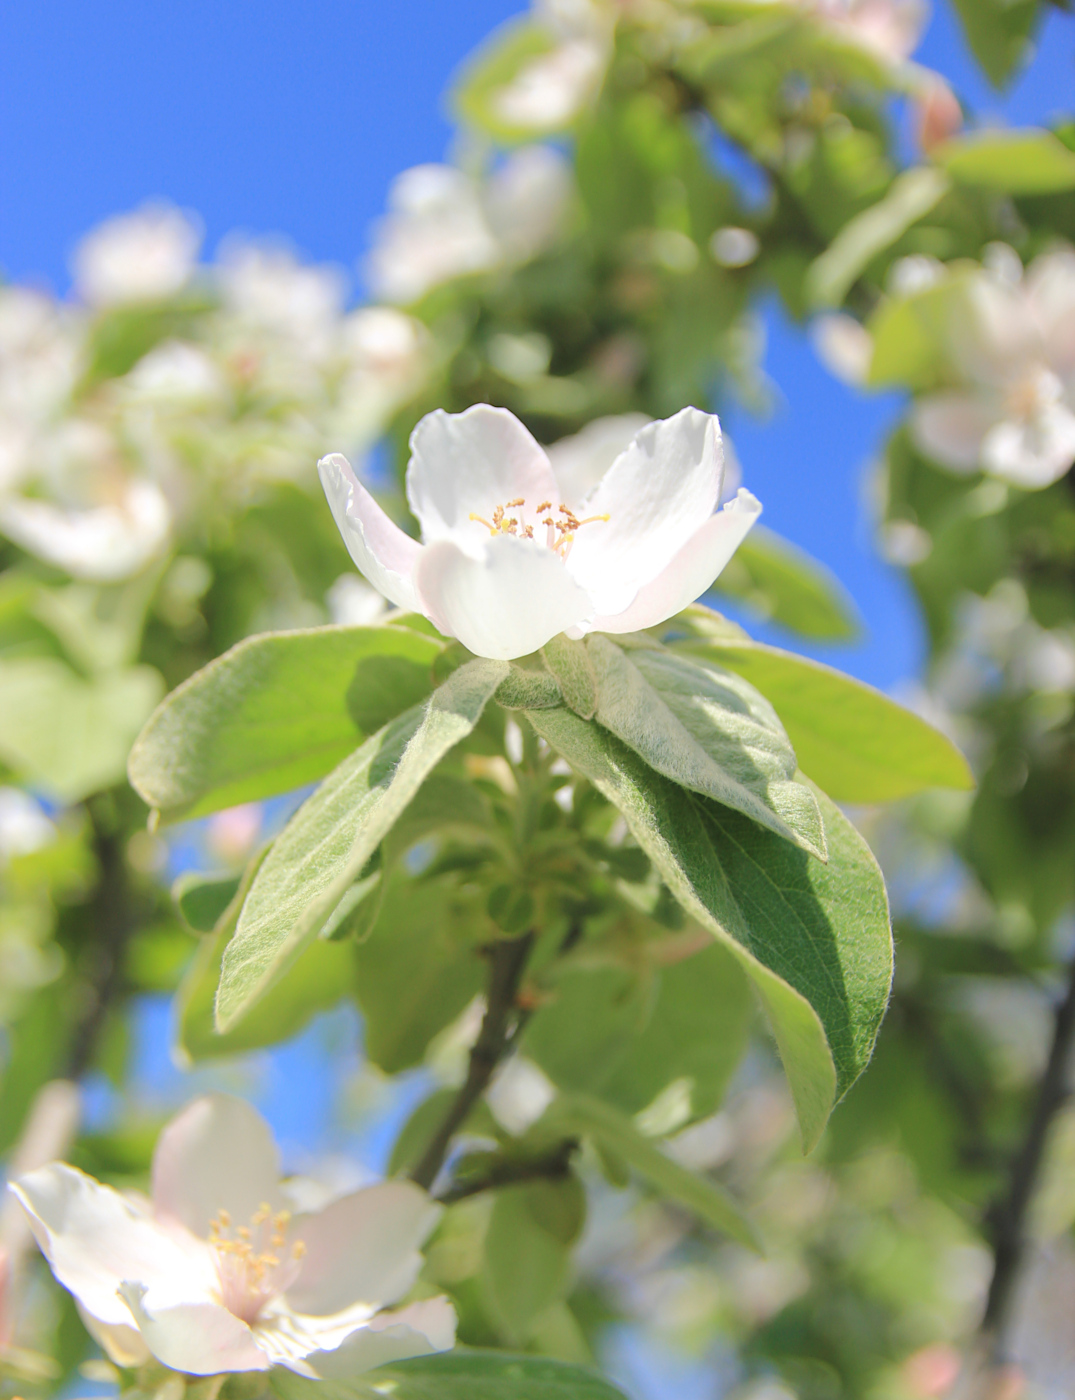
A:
[[11, 1094, 454, 1378], [808, 0, 927, 63], [493, 0, 611, 131], [73, 205, 202, 308], [810, 313, 873, 387], [319, 403, 761, 661], [910, 246, 1075, 488], [0, 477, 171, 582], [218, 243, 347, 361], [326, 575, 389, 627], [366, 148, 571, 305]]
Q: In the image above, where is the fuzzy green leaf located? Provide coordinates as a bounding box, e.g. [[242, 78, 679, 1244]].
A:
[[271, 1352, 631, 1400]]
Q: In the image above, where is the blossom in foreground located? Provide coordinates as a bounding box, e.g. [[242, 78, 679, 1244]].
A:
[[319, 403, 761, 660], [910, 245, 1075, 489], [11, 1094, 454, 1378]]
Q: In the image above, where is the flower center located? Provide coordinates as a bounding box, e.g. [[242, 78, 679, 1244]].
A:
[[468, 498, 609, 559], [208, 1205, 306, 1325], [1005, 365, 1062, 422]]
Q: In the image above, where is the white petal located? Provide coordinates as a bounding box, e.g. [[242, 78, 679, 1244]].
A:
[[0, 480, 171, 582], [77, 1307, 151, 1368], [301, 1298, 457, 1379], [546, 413, 651, 512], [287, 1181, 441, 1317], [405, 405, 560, 547], [565, 407, 723, 616], [415, 534, 592, 660], [10, 1164, 211, 1328], [152, 1094, 285, 1239], [318, 454, 422, 612], [981, 404, 1075, 488], [581, 489, 762, 635], [119, 1283, 270, 1376], [910, 393, 1000, 472]]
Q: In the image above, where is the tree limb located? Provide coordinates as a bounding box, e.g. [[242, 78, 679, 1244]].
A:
[[409, 931, 534, 1192], [435, 1140, 578, 1206]]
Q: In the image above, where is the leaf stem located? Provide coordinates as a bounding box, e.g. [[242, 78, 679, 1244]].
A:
[[409, 931, 534, 1192], [980, 949, 1075, 1354]]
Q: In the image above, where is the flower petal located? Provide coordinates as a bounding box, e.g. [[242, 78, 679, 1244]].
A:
[[405, 405, 560, 547], [10, 1163, 210, 1327], [287, 1181, 442, 1316], [546, 413, 651, 513], [119, 1283, 270, 1376], [152, 1093, 285, 1239], [565, 407, 724, 616], [910, 393, 1000, 472], [580, 489, 762, 635], [0, 480, 171, 582], [981, 403, 1075, 488], [77, 1308, 151, 1368], [301, 1298, 457, 1379], [415, 534, 593, 660], [318, 453, 422, 612]]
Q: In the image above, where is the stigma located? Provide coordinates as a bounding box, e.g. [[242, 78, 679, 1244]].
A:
[[469, 498, 609, 559], [208, 1204, 306, 1325]]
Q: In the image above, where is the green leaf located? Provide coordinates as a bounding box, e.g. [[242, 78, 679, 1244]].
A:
[[496, 665, 563, 710], [215, 658, 507, 1031], [271, 1351, 631, 1400], [542, 635, 597, 720], [711, 524, 861, 641], [176, 923, 356, 1063], [587, 635, 826, 859], [173, 871, 242, 934], [544, 1092, 759, 1247], [670, 612, 974, 802], [806, 167, 951, 308], [128, 624, 444, 823], [948, 0, 1039, 88], [526, 708, 892, 1149], [482, 1178, 585, 1338], [453, 17, 577, 142], [934, 129, 1075, 194], [0, 657, 163, 804], [354, 874, 486, 1073]]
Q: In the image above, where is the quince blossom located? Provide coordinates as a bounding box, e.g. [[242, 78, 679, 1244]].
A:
[[911, 245, 1075, 489], [73, 204, 202, 308], [11, 1094, 454, 1378], [319, 403, 761, 661]]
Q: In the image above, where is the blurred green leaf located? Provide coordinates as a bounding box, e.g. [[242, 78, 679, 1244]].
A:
[[129, 623, 443, 823], [483, 1178, 585, 1338], [0, 657, 163, 804], [948, 0, 1040, 88], [215, 659, 507, 1031], [711, 525, 861, 641], [806, 167, 951, 308], [271, 1351, 631, 1400], [935, 129, 1075, 194], [544, 1092, 758, 1246], [527, 707, 892, 1149], [587, 635, 826, 858], [173, 870, 241, 934]]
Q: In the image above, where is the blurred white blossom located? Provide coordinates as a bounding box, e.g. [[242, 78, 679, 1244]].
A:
[[494, 0, 613, 131], [911, 245, 1075, 488], [72, 204, 202, 307]]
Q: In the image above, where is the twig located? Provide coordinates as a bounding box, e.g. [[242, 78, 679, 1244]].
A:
[[410, 932, 534, 1192], [980, 951, 1075, 1352], [65, 798, 137, 1080], [435, 1140, 578, 1206]]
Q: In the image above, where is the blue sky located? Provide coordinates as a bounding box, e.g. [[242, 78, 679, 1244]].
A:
[[1, 1, 1072, 691]]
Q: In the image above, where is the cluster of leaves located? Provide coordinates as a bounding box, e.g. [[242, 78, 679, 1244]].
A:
[[0, 0, 1071, 1397]]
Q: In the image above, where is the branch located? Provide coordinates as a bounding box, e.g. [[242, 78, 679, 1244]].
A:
[[435, 1140, 578, 1206], [980, 950, 1075, 1353], [65, 798, 137, 1080], [409, 931, 534, 1192]]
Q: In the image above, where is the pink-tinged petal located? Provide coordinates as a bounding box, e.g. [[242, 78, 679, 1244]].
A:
[[546, 414, 651, 514], [581, 489, 762, 635], [301, 1298, 457, 1379], [152, 1094, 285, 1240], [318, 454, 422, 612], [910, 393, 1000, 472], [119, 1283, 270, 1376], [77, 1308, 151, 1368], [405, 405, 560, 547], [415, 534, 592, 660], [981, 404, 1075, 488], [565, 407, 724, 616], [1028, 248, 1075, 379], [287, 1181, 442, 1316], [10, 1164, 211, 1328]]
